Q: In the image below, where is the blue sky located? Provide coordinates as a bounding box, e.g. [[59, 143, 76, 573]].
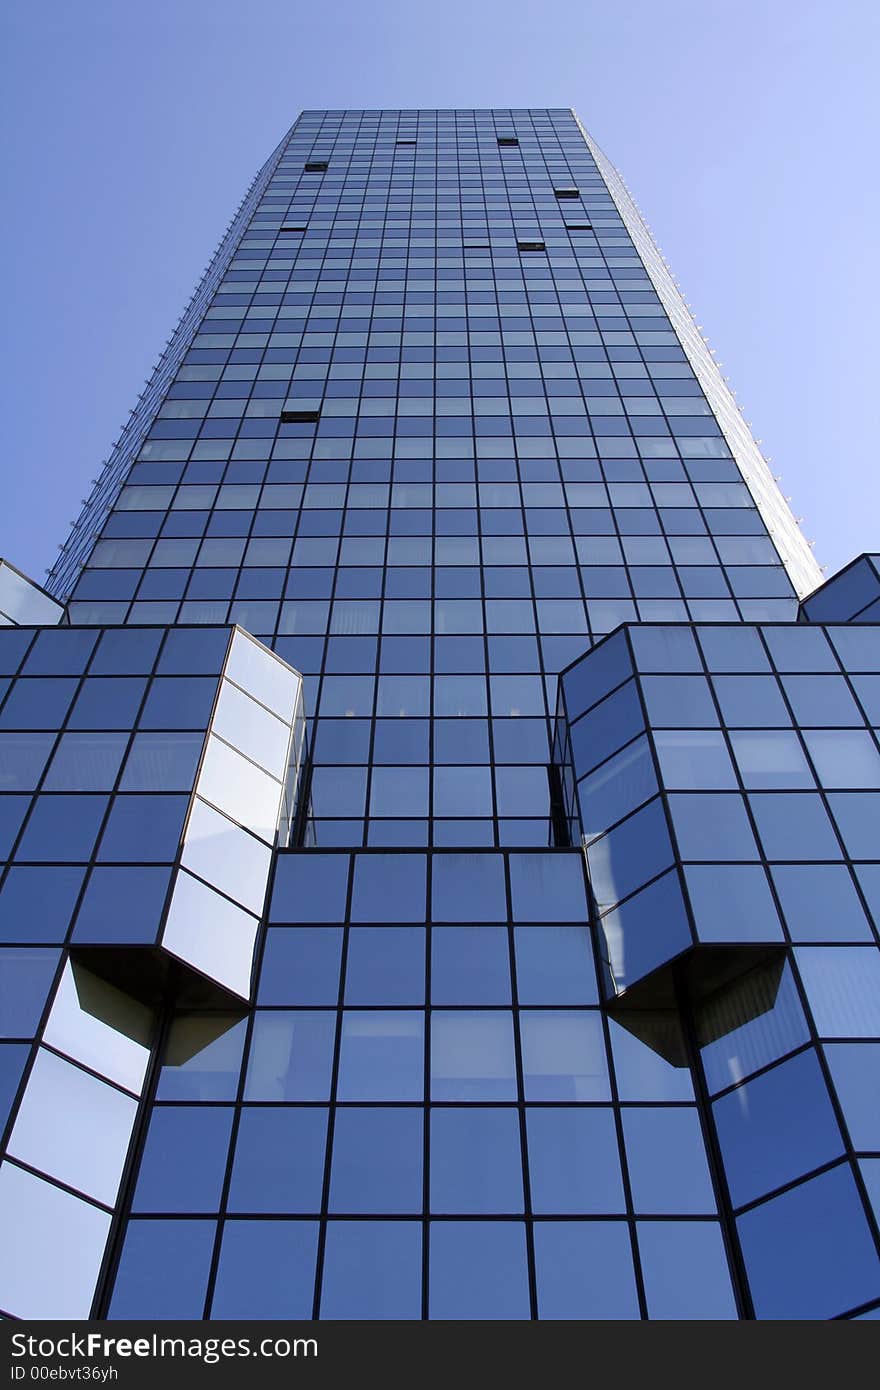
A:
[[1, 0, 878, 583]]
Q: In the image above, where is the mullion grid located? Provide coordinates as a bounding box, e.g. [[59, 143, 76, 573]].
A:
[[104, 845, 735, 1322]]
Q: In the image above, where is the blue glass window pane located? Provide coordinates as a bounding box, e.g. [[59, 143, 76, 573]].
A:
[[711, 675, 791, 727], [0, 867, 85, 943], [270, 853, 350, 923], [68, 678, 147, 730], [92, 628, 163, 676], [668, 793, 757, 862], [587, 799, 675, 908], [770, 865, 872, 942], [713, 1050, 843, 1207], [314, 719, 371, 764], [430, 1107, 523, 1213], [509, 852, 587, 921], [119, 733, 203, 791], [599, 870, 693, 988], [827, 792, 880, 859], [561, 629, 631, 717], [730, 730, 814, 789], [828, 625, 880, 672], [568, 680, 644, 775], [514, 925, 598, 1004], [0, 733, 56, 790], [337, 1011, 424, 1101], [852, 675, 880, 725], [823, 1044, 880, 1151], [638, 1222, 737, 1319], [350, 853, 427, 922], [763, 625, 837, 672], [72, 865, 171, 944], [630, 625, 701, 673], [227, 1108, 327, 1213], [737, 1165, 880, 1319], [653, 729, 737, 790], [432, 765, 492, 818], [432, 852, 506, 922], [138, 677, 216, 729], [527, 1108, 625, 1213], [623, 1108, 716, 1213], [133, 1107, 233, 1213], [804, 731, 880, 789], [365, 767, 427, 820], [434, 675, 488, 717], [578, 735, 658, 838], [43, 733, 129, 792], [684, 864, 782, 943], [796, 947, 880, 1038], [0, 948, 59, 1037], [16, 795, 108, 863], [245, 1012, 336, 1101], [372, 719, 430, 762], [749, 792, 842, 861], [311, 765, 367, 817], [0, 631, 33, 676], [344, 927, 425, 1004], [641, 674, 718, 727], [431, 1010, 516, 1101], [258, 928, 343, 1004], [429, 1222, 530, 1319], [158, 628, 229, 674], [211, 1220, 318, 1319], [520, 1010, 609, 1100], [431, 926, 510, 1004], [697, 625, 770, 673], [534, 1222, 640, 1320], [109, 1220, 215, 1319], [0, 679, 78, 731], [330, 1108, 422, 1213], [98, 795, 188, 862], [320, 1221, 422, 1319], [782, 675, 863, 727]]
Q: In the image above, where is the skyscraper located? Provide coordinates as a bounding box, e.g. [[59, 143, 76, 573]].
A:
[[1, 107, 878, 1321]]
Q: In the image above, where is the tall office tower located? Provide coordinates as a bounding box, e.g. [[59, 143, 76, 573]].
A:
[[1, 108, 879, 1322]]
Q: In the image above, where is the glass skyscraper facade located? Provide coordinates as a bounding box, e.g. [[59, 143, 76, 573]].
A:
[[1, 107, 879, 1321]]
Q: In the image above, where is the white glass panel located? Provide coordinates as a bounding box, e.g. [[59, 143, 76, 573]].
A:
[[224, 628, 301, 720], [0, 561, 64, 626], [212, 679, 291, 776], [195, 735, 282, 843], [8, 1050, 137, 1205], [42, 962, 154, 1094], [0, 1161, 110, 1318], [162, 868, 259, 998], [182, 797, 271, 915]]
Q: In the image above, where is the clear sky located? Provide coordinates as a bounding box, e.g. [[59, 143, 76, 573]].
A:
[[1, 0, 878, 585]]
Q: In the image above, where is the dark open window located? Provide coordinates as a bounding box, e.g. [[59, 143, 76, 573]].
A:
[[396, 139, 417, 146], [517, 240, 546, 253], [304, 161, 327, 173], [281, 226, 308, 233], [567, 223, 593, 231], [554, 187, 580, 199], [497, 136, 519, 147], [280, 410, 320, 424]]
